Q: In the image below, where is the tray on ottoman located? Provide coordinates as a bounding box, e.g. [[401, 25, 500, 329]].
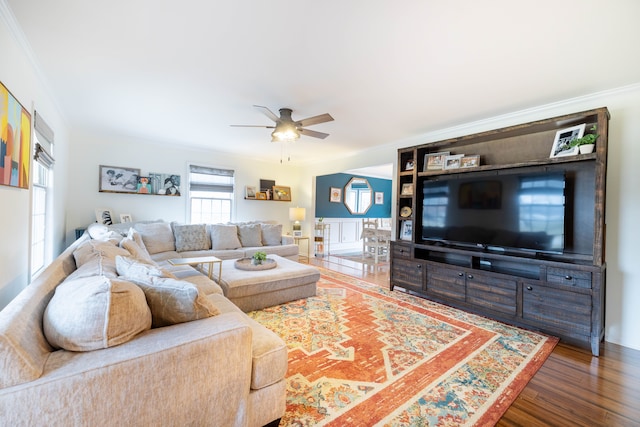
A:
[[234, 258, 277, 271], [212, 255, 320, 312]]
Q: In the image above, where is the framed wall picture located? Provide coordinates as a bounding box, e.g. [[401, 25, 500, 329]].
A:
[[99, 165, 140, 193], [330, 187, 342, 203], [460, 155, 480, 168], [95, 208, 115, 225], [256, 192, 267, 200], [272, 186, 292, 201], [400, 183, 413, 196], [149, 173, 181, 195], [120, 213, 133, 223], [374, 191, 384, 205], [0, 81, 31, 189], [424, 151, 450, 171], [400, 220, 413, 241], [137, 176, 152, 194], [443, 154, 464, 170], [550, 124, 585, 158], [245, 185, 257, 199]]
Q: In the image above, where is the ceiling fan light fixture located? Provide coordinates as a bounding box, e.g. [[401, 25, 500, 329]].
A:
[[271, 122, 300, 142]]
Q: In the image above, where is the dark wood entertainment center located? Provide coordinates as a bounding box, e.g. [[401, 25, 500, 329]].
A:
[[391, 107, 609, 356]]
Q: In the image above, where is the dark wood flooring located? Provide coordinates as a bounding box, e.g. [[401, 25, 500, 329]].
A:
[[308, 254, 640, 427]]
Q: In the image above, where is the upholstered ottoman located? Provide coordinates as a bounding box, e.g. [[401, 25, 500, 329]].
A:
[[211, 254, 320, 312]]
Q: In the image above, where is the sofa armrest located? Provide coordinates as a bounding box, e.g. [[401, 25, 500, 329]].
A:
[[282, 235, 294, 245], [0, 312, 252, 427]]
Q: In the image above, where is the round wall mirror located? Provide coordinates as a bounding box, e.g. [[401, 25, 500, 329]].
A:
[[344, 177, 372, 214]]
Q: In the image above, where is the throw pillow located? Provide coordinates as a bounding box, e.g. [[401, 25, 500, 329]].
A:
[[43, 276, 152, 352], [134, 222, 175, 254], [261, 223, 283, 246], [237, 223, 263, 247], [69, 239, 131, 279], [210, 224, 242, 250], [173, 223, 210, 252], [126, 276, 219, 327], [115, 256, 175, 280], [119, 228, 154, 263]]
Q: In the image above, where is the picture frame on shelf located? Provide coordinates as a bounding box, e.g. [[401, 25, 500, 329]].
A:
[[149, 173, 181, 196], [400, 220, 413, 241], [330, 187, 342, 203], [550, 124, 585, 158], [400, 183, 414, 196], [95, 208, 115, 225], [245, 185, 256, 199], [256, 192, 267, 200], [136, 176, 152, 194], [424, 151, 450, 171], [374, 191, 384, 204], [443, 154, 464, 170], [98, 165, 140, 193], [120, 213, 133, 223], [404, 159, 415, 171], [460, 155, 480, 168], [272, 185, 292, 201]]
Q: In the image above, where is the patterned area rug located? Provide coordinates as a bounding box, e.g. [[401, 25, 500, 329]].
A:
[[248, 268, 558, 426]]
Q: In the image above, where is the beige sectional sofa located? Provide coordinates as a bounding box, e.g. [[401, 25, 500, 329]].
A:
[[0, 221, 293, 426]]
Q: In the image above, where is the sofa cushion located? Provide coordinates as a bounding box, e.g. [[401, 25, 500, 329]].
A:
[[210, 224, 242, 250], [134, 222, 176, 254], [261, 224, 283, 246], [115, 256, 175, 280], [127, 276, 220, 328], [119, 228, 153, 263], [237, 223, 263, 247], [67, 239, 131, 280], [43, 276, 152, 352], [173, 223, 211, 252]]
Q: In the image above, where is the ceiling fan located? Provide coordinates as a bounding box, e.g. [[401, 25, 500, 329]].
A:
[[231, 105, 334, 142]]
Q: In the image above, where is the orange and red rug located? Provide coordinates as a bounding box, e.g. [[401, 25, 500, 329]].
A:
[[248, 269, 558, 426]]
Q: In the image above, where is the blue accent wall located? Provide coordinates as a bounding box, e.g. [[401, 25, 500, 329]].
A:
[[315, 173, 392, 218]]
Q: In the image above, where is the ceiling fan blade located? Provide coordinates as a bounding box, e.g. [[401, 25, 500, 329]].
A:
[[299, 128, 330, 139], [230, 125, 275, 128], [296, 113, 334, 127], [253, 105, 279, 123]]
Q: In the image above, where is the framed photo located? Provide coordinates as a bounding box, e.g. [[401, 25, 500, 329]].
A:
[[550, 124, 585, 158], [272, 186, 291, 201], [460, 155, 480, 168], [256, 192, 267, 200], [95, 208, 115, 225], [99, 165, 140, 193], [401, 183, 413, 196], [424, 151, 450, 171], [0, 81, 31, 189], [374, 191, 384, 205], [400, 220, 413, 241], [245, 185, 257, 199], [137, 176, 152, 194], [443, 154, 464, 170], [120, 213, 133, 223], [149, 173, 181, 196], [330, 187, 342, 203]]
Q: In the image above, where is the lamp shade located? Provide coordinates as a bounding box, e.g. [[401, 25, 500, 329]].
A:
[[289, 207, 306, 222]]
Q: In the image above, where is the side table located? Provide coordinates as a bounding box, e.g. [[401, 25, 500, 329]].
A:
[[167, 255, 222, 280], [293, 236, 310, 262]]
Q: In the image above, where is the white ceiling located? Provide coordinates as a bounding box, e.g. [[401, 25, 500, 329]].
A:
[[5, 0, 640, 165]]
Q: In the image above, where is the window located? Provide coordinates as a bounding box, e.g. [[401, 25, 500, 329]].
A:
[[188, 165, 234, 224], [31, 111, 55, 277]]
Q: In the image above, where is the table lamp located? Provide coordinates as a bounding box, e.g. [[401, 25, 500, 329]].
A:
[[289, 207, 306, 237]]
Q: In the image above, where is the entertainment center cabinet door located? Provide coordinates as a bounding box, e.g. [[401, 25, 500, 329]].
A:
[[426, 264, 466, 302], [391, 258, 425, 293], [466, 273, 517, 316]]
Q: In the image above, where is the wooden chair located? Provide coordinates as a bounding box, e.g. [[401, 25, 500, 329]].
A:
[[362, 219, 390, 263]]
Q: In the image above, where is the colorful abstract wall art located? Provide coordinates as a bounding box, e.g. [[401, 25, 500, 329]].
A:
[[0, 81, 31, 189]]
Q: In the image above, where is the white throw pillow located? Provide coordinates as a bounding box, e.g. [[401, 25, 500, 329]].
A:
[[134, 222, 175, 254], [119, 228, 153, 263], [68, 239, 131, 280], [237, 223, 263, 247], [126, 276, 220, 327], [173, 223, 210, 252], [115, 256, 175, 280], [43, 276, 152, 351], [261, 223, 283, 246], [210, 224, 242, 250]]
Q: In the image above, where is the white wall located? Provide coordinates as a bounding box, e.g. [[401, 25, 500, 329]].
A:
[[65, 129, 307, 245], [305, 84, 640, 352], [0, 14, 70, 307]]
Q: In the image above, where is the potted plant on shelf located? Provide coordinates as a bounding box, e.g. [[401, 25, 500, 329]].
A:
[[252, 251, 267, 265], [570, 124, 599, 154]]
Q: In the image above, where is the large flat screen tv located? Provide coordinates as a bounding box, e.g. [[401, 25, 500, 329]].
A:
[[421, 171, 566, 254]]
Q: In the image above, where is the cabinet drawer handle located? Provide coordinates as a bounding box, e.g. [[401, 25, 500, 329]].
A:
[[416, 264, 421, 269], [565, 275, 573, 280], [526, 286, 533, 291], [400, 249, 405, 253], [458, 272, 464, 277], [467, 274, 473, 279]]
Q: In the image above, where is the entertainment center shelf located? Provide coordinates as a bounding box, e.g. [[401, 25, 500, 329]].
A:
[[392, 107, 609, 355]]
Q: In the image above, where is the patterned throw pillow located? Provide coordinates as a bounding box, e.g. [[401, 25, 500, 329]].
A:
[[173, 223, 210, 252]]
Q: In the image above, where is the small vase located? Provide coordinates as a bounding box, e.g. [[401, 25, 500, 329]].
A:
[[579, 144, 595, 154], [251, 258, 262, 266]]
